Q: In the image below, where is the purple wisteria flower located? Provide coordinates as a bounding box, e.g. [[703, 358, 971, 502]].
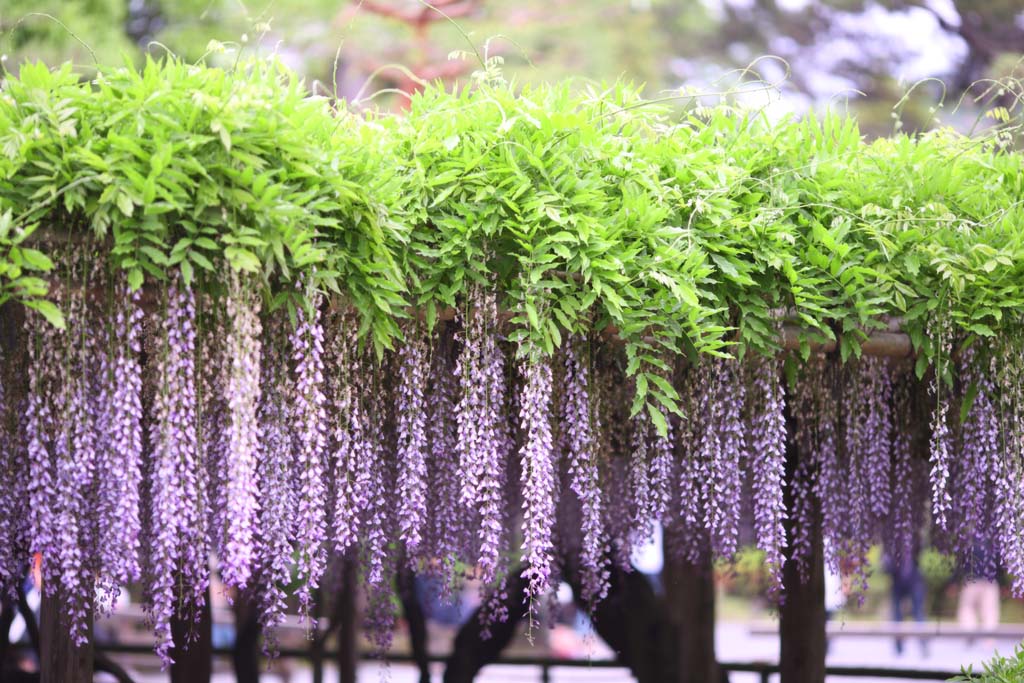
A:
[[396, 332, 429, 555], [560, 340, 609, 606], [456, 288, 509, 585], [748, 358, 787, 597], [699, 358, 745, 558], [955, 348, 1000, 578], [99, 281, 144, 588], [289, 290, 328, 624], [993, 343, 1024, 596], [518, 350, 557, 625], [424, 329, 467, 588], [147, 275, 202, 666], [220, 273, 263, 590], [252, 313, 296, 653]]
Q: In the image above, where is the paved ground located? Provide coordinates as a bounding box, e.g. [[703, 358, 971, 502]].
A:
[[105, 620, 1022, 682]]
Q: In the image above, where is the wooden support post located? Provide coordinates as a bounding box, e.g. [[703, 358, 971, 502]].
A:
[[169, 588, 212, 683], [232, 593, 261, 683], [779, 409, 826, 683], [39, 586, 93, 683], [663, 536, 721, 683], [310, 585, 326, 683], [337, 554, 359, 683]]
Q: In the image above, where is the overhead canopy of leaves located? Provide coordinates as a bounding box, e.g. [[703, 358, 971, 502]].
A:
[[1, 56, 1023, 416]]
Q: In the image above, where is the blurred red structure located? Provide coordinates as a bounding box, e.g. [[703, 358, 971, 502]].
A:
[[340, 0, 484, 104]]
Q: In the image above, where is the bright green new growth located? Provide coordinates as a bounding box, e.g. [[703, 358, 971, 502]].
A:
[[951, 644, 1024, 682], [2, 56, 1023, 428]]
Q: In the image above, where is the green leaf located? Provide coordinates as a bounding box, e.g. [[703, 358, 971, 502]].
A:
[[646, 402, 668, 437], [26, 300, 65, 329], [19, 248, 54, 271], [127, 268, 144, 291]]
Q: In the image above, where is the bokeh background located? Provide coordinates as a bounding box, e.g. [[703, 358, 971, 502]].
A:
[[3, 0, 1023, 135]]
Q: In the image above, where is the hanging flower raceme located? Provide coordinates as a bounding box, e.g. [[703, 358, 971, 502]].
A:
[[791, 357, 834, 581], [748, 357, 787, 597], [289, 290, 328, 623], [628, 412, 654, 545], [219, 272, 263, 590], [519, 349, 557, 625], [955, 347, 1000, 578], [98, 279, 144, 591], [700, 358, 745, 558], [361, 383, 398, 653], [994, 338, 1024, 596], [25, 301, 61, 580], [860, 357, 894, 524], [147, 275, 203, 666], [670, 364, 707, 566], [424, 328, 466, 588], [396, 329, 429, 555], [456, 287, 510, 585], [560, 339, 609, 607], [887, 367, 924, 565], [928, 318, 954, 531], [327, 317, 367, 555], [252, 313, 295, 653], [837, 360, 888, 596]]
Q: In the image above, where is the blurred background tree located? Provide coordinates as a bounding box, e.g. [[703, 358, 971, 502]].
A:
[[2, 0, 1022, 130]]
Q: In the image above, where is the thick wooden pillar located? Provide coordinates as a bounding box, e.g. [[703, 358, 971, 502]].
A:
[[663, 539, 720, 683], [779, 412, 826, 683], [39, 586, 93, 683], [336, 555, 359, 683], [169, 588, 212, 683], [310, 584, 326, 683], [232, 593, 261, 683]]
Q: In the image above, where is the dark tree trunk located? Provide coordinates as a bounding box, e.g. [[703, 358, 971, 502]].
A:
[[663, 543, 721, 683], [39, 586, 92, 683], [779, 408, 826, 683], [169, 589, 212, 683], [336, 555, 358, 683], [232, 593, 261, 683]]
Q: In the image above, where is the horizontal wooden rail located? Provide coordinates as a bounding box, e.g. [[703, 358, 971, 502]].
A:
[[749, 620, 1024, 639], [92, 642, 976, 681]]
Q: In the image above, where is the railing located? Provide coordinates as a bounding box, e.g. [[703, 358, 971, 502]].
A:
[[95, 643, 975, 682]]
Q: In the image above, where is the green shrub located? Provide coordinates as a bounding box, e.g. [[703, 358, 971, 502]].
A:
[[951, 645, 1024, 682]]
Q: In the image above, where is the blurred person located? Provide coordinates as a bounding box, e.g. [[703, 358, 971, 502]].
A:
[[957, 541, 1000, 650], [884, 549, 928, 657]]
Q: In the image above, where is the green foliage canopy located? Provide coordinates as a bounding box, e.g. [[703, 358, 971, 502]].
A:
[[1, 57, 1023, 422]]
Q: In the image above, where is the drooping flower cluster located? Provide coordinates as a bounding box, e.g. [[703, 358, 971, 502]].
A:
[[289, 292, 328, 622], [219, 272, 263, 589], [748, 358, 787, 596], [455, 287, 510, 586], [147, 275, 203, 665], [16, 259, 1024, 660], [519, 349, 557, 625], [559, 339, 609, 606], [396, 329, 429, 555], [928, 317, 955, 531], [251, 313, 295, 652], [699, 358, 746, 558]]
